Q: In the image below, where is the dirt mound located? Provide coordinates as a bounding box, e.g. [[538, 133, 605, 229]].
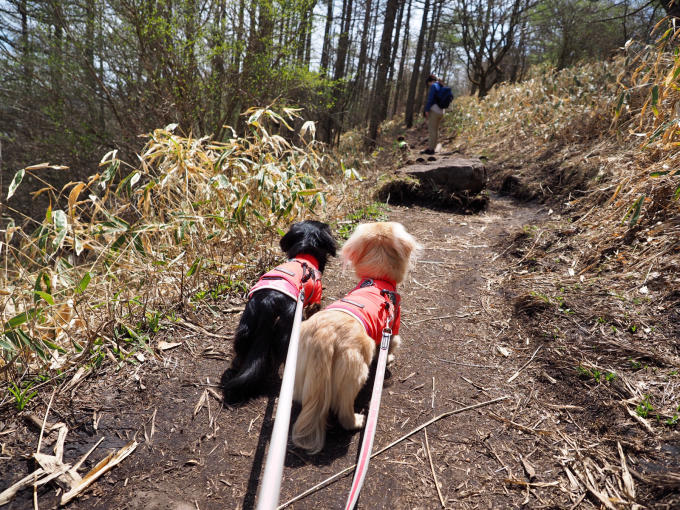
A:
[[374, 175, 488, 212], [375, 156, 489, 213], [399, 156, 487, 194]]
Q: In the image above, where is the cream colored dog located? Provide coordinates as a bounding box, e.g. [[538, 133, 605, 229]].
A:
[[292, 222, 419, 453]]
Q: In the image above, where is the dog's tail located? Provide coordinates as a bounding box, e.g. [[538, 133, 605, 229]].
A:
[[292, 320, 333, 454], [222, 309, 278, 402], [221, 345, 269, 401]]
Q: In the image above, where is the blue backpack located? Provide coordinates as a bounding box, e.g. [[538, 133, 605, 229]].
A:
[[436, 85, 453, 109]]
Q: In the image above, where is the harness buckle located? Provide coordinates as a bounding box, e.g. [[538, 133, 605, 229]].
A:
[[380, 327, 392, 350], [300, 262, 315, 283], [359, 278, 374, 289], [380, 289, 398, 307]]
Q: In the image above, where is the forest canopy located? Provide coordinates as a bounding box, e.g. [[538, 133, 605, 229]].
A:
[[0, 0, 664, 184]]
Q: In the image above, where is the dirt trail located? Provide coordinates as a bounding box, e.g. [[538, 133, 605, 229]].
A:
[[5, 195, 598, 510]]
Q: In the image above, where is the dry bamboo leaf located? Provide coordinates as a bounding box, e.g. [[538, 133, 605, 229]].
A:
[[520, 455, 536, 481], [574, 464, 618, 510], [0, 469, 46, 505], [617, 442, 636, 500], [157, 341, 182, 351], [623, 404, 655, 434], [206, 387, 223, 403], [563, 465, 580, 491], [25, 163, 52, 170], [60, 440, 138, 505], [504, 478, 558, 488], [496, 345, 511, 357], [193, 389, 208, 417], [62, 367, 86, 393], [68, 182, 87, 218]]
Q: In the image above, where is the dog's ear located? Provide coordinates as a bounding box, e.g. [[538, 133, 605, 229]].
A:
[[390, 223, 421, 267], [340, 223, 371, 269], [279, 222, 302, 254], [317, 223, 338, 257]]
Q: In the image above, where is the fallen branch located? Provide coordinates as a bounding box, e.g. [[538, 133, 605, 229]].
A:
[[37, 388, 57, 454], [178, 320, 235, 340], [507, 345, 542, 383], [617, 442, 636, 500], [572, 464, 618, 510], [277, 396, 509, 509], [504, 478, 559, 488], [437, 357, 499, 369], [623, 403, 655, 434], [488, 412, 554, 436], [0, 470, 46, 505], [424, 428, 446, 508], [410, 315, 456, 325], [60, 440, 138, 505], [1, 413, 136, 507]]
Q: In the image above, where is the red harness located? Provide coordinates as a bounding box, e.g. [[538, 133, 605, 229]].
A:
[[247, 254, 323, 307], [326, 278, 401, 344]]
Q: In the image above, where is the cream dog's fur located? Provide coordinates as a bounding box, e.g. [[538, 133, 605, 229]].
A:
[[292, 222, 419, 453]]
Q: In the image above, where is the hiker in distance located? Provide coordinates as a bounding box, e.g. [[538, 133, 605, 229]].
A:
[[422, 74, 453, 155]]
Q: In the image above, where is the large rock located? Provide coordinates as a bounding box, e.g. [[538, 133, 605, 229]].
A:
[[398, 156, 487, 194]]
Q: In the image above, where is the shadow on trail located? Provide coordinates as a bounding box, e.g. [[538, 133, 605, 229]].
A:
[[241, 385, 277, 510], [283, 357, 391, 469], [375, 177, 489, 214]]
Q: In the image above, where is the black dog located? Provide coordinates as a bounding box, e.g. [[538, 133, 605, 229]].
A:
[[221, 220, 337, 403]]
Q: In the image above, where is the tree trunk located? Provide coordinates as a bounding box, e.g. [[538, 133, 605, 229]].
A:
[[304, 2, 316, 67], [324, 0, 354, 143], [211, 0, 228, 137], [416, 0, 443, 114], [392, 0, 412, 117], [368, 0, 401, 145], [363, 0, 384, 123], [49, 4, 64, 119], [319, 0, 334, 75], [385, 0, 405, 111], [19, 0, 31, 86], [354, 0, 373, 93], [404, 0, 430, 128], [334, 0, 353, 81]]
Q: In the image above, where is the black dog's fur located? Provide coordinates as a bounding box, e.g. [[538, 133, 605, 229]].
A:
[[221, 220, 337, 403]]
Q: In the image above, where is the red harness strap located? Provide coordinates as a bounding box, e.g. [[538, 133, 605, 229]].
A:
[[247, 254, 323, 307], [325, 278, 401, 343]]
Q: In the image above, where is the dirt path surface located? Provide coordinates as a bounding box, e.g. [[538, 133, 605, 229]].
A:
[[4, 195, 637, 509]]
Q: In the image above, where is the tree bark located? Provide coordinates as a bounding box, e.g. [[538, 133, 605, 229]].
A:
[[354, 0, 374, 93], [404, 0, 430, 128], [19, 0, 31, 86], [392, 0, 412, 117], [368, 0, 401, 145], [319, 0, 334, 75], [385, 0, 405, 108], [416, 0, 443, 114], [334, 0, 353, 81]]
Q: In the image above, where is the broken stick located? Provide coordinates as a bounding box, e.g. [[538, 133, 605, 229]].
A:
[[277, 396, 509, 509], [60, 440, 138, 505]]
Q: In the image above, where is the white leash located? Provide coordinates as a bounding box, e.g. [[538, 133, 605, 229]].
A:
[[255, 289, 305, 510], [343, 326, 392, 510]]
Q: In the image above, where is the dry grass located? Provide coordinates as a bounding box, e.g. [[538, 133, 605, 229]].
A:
[[0, 106, 371, 406], [447, 21, 680, 506]]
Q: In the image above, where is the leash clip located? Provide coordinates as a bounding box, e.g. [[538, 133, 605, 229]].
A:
[[299, 262, 315, 283], [380, 288, 398, 307]]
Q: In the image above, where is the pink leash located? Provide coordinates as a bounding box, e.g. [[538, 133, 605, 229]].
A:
[[343, 325, 392, 510]]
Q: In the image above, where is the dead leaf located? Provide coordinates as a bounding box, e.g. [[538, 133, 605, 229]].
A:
[[157, 341, 182, 351], [520, 455, 536, 480], [193, 389, 208, 417], [60, 440, 138, 505], [496, 345, 511, 357]]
